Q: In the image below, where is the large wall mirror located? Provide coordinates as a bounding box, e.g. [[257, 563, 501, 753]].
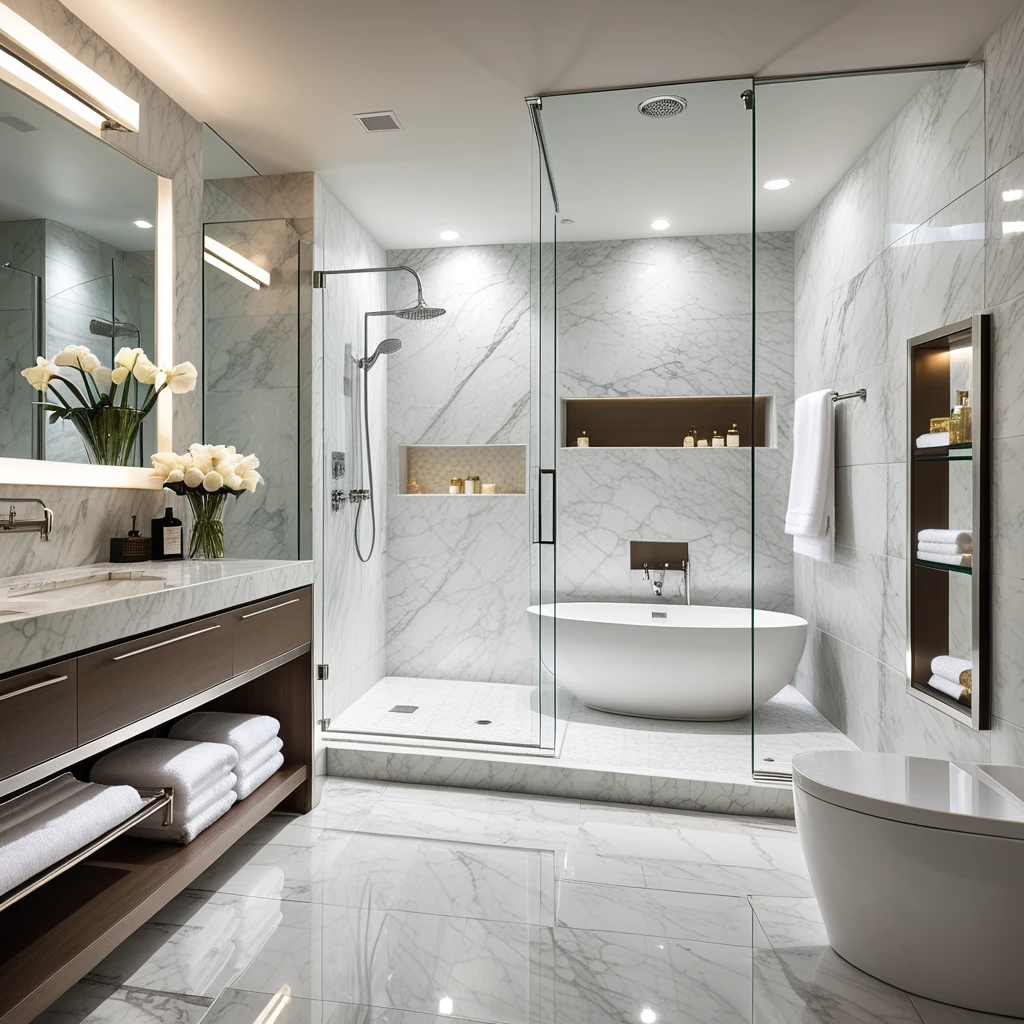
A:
[[0, 77, 172, 485]]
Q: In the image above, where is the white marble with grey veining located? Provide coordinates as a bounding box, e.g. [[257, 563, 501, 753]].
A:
[[0, 557, 311, 673]]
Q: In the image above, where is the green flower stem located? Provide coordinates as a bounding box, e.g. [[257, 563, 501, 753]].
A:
[[51, 375, 90, 408], [72, 363, 98, 405], [68, 406, 143, 466], [186, 491, 228, 559]]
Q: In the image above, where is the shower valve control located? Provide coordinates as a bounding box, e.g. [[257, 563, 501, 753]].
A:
[[349, 489, 370, 503]]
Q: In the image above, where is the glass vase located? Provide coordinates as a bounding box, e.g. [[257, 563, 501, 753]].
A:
[[187, 491, 228, 559], [68, 406, 143, 466]]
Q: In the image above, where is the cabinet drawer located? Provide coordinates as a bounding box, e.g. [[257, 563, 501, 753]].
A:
[[78, 614, 233, 743], [233, 588, 311, 675], [0, 660, 77, 780]]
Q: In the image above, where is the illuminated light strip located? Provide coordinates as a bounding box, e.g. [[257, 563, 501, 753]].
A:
[[204, 250, 261, 290], [203, 235, 271, 286], [0, 46, 104, 129], [0, 2, 139, 131]]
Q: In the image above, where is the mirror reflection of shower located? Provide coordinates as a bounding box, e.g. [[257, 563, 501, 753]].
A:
[[313, 265, 446, 561]]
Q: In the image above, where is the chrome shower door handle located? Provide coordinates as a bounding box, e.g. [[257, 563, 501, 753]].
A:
[[536, 468, 555, 545]]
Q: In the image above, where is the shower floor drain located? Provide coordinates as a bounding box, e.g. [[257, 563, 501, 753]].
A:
[[389, 705, 419, 714]]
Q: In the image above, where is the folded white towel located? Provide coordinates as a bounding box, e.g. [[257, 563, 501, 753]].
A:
[[918, 550, 972, 567], [926, 674, 969, 702], [916, 432, 949, 448], [786, 389, 835, 563], [91, 739, 238, 821], [237, 737, 283, 778], [0, 781, 144, 896], [932, 655, 972, 685], [170, 712, 281, 762], [0, 774, 82, 834], [918, 541, 971, 556], [918, 528, 972, 549], [130, 789, 236, 844], [236, 752, 285, 800], [134, 774, 236, 831]]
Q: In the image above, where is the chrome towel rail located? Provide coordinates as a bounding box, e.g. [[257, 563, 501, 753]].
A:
[[832, 388, 867, 403]]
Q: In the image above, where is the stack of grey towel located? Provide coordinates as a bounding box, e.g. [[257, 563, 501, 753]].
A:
[[170, 712, 283, 800], [91, 737, 238, 844], [0, 775, 144, 896], [917, 529, 972, 567]]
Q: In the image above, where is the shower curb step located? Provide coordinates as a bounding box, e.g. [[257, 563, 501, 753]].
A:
[[325, 740, 794, 819]]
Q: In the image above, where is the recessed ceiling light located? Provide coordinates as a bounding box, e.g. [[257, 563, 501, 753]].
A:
[[640, 1010, 658, 1024], [133, 219, 153, 228], [439, 230, 459, 241], [762, 178, 792, 191], [1003, 188, 1023, 202], [651, 219, 671, 231]]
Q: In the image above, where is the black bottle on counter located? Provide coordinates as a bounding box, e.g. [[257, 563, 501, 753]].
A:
[[151, 506, 184, 560]]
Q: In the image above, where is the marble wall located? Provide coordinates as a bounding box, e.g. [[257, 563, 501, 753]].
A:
[[791, 22, 1024, 764], [382, 236, 794, 686], [0, 0, 202, 579]]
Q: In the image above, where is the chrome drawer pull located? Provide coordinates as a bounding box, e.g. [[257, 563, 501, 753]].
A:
[[0, 674, 69, 702], [112, 624, 221, 661], [240, 598, 301, 620]]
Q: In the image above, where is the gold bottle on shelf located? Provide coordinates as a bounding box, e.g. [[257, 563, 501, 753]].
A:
[[949, 390, 970, 445]]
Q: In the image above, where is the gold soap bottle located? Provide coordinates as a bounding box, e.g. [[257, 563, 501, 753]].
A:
[[950, 390, 971, 445]]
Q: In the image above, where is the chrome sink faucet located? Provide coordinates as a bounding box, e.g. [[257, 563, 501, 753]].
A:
[[0, 498, 54, 541]]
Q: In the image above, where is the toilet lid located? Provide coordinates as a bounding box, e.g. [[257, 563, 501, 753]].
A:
[[792, 751, 1024, 841]]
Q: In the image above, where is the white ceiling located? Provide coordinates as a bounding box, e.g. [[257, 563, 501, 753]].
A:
[[60, 0, 1018, 249], [0, 81, 156, 252]]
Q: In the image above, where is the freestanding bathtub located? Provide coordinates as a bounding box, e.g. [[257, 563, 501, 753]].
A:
[[527, 602, 808, 721]]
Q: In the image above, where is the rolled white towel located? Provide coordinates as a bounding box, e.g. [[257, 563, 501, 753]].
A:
[[918, 541, 972, 556], [918, 550, 972, 567], [0, 774, 82, 834], [131, 789, 236, 844], [170, 712, 280, 762], [932, 655, 972, 686], [237, 737, 283, 779], [918, 528, 972, 548], [916, 432, 950, 448], [926, 674, 970, 703], [0, 781, 144, 895], [91, 739, 238, 821], [236, 751, 285, 801]]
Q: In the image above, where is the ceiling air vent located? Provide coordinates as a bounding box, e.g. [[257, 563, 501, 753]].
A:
[[353, 110, 403, 133], [0, 113, 39, 133]]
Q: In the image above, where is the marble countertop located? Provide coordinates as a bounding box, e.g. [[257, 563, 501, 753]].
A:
[[0, 558, 313, 675]]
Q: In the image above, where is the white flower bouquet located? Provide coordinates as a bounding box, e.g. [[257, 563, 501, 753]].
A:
[[22, 344, 196, 466], [151, 444, 263, 558]]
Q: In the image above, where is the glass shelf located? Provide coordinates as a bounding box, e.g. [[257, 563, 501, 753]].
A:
[[913, 443, 972, 462], [914, 557, 973, 575]]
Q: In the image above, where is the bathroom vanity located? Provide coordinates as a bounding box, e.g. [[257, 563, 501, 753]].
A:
[[0, 559, 314, 1024]]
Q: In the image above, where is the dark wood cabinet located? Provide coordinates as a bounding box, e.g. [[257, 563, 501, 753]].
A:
[[0, 661, 77, 779], [232, 588, 311, 675]]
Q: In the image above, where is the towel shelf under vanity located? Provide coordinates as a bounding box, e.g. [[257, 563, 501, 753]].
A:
[[906, 316, 990, 730], [0, 584, 314, 1024]]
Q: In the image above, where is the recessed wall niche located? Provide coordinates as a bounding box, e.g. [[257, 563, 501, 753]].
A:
[[399, 444, 527, 495]]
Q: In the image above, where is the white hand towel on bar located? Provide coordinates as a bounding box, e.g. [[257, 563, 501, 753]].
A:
[[90, 738, 238, 821], [918, 550, 972, 567], [0, 773, 82, 834], [130, 789, 237, 844], [170, 712, 281, 761], [918, 541, 971, 556], [0, 780, 144, 896], [237, 737, 283, 779], [932, 655, 972, 685], [918, 528, 972, 549], [786, 388, 835, 562], [236, 752, 285, 801]]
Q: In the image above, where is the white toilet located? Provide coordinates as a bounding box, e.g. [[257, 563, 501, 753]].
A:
[[793, 750, 1024, 1018]]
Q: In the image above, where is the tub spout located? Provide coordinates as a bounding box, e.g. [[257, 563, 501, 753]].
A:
[[642, 562, 666, 597]]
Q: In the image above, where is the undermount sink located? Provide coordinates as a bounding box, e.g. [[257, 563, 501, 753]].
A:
[[0, 569, 171, 618]]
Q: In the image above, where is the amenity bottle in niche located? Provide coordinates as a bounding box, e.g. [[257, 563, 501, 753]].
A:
[[683, 426, 697, 448], [151, 507, 183, 560], [711, 430, 725, 448], [466, 475, 480, 494], [727, 423, 740, 447], [450, 477, 464, 494], [577, 430, 590, 447], [958, 390, 972, 443]]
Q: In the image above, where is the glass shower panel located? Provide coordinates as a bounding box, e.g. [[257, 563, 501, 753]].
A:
[[0, 264, 41, 460], [537, 80, 755, 779]]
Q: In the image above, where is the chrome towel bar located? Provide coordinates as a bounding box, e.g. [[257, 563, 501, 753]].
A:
[[832, 388, 867, 403]]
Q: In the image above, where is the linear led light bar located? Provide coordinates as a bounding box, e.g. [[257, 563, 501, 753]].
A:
[[0, 2, 139, 133], [203, 236, 271, 287], [204, 250, 260, 290]]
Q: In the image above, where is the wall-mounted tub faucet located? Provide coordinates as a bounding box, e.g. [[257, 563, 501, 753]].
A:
[[631, 540, 691, 603], [642, 562, 667, 597], [0, 498, 53, 541]]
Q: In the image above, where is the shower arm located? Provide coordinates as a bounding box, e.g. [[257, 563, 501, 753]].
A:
[[311, 265, 426, 306]]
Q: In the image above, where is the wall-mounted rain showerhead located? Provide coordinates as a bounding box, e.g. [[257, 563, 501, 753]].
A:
[[357, 337, 403, 370], [89, 317, 141, 339], [638, 94, 687, 118], [395, 300, 446, 321]]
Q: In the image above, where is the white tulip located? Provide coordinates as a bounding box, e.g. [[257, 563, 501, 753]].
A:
[[223, 472, 243, 490], [134, 358, 162, 385], [92, 365, 113, 390], [240, 470, 263, 492], [209, 445, 232, 462], [151, 451, 180, 474], [192, 454, 213, 474], [114, 347, 146, 370], [21, 357, 60, 391], [183, 467, 205, 488], [165, 361, 197, 394], [166, 468, 185, 483], [54, 345, 99, 373], [111, 366, 130, 385], [238, 454, 260, 472], [203, 470, 224, 492]]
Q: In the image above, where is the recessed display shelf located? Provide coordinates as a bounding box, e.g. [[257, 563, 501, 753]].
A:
[[398, 444, 526, 495], [562, 395, 773, 448]]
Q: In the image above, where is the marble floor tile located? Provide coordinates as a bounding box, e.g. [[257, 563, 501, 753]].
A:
[[290, 778, 389, 832], [32, 982, 210, 1024], [391, 840, 555, 925], [749, 894, 829, 948], [202, 988, 337, 1024], [554, 880, 753, 945], [326, 1006, 478, 1024]]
